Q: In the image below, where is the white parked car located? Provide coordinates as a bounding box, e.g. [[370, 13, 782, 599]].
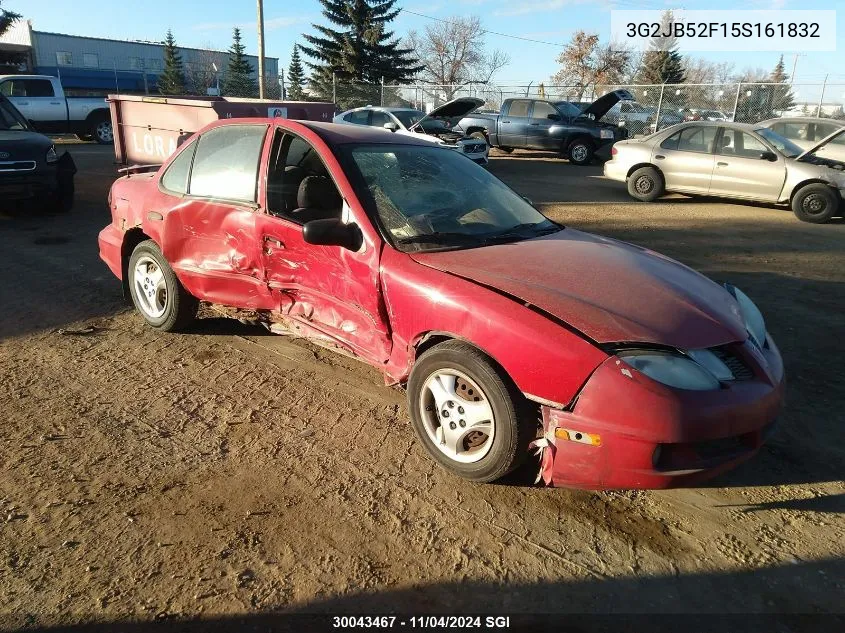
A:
[[603, 121, 845, 223], [758, 117, 845, 163], [333, 98, 489, 165]]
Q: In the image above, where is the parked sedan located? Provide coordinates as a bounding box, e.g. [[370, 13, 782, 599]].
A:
[[99, 119, 784, 489], [0, 95, 75, 212], [758, 117, 845, 163], [604, 121, 845, 223], [333, 98, 488, 165]]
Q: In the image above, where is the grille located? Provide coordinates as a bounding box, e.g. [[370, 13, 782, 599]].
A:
[[711, 346, 754, 381], [0, 160, 36, 172]]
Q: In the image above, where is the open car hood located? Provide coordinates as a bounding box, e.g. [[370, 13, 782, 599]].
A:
[[410, 229, 747, 350], [797, 126, 845, 160], [410, 97, 484, 132], [582, 89, 636, 121]]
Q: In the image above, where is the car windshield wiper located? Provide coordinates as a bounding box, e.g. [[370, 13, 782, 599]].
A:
[[480, 223, 561, 244], [396, 231, 486, 246]]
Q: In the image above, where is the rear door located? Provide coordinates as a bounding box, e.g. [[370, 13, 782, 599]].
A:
[[498, 99, 531, 148], [157, 123, 276, 309], [525, 101, 562, 150], [709, 128, 785, 201], [0, 78, 66, 132], [653, 125, 718, 193]]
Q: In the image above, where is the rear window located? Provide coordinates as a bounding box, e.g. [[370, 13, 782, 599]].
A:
[[344, 111, 370, 125], [188, 125, 267, 202]]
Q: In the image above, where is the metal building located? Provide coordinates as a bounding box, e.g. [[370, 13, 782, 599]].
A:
[[0, 20, 279, 96]]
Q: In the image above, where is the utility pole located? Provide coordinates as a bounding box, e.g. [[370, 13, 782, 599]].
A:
[[790, 54, 804, 84], [256, 0, 266, 99]]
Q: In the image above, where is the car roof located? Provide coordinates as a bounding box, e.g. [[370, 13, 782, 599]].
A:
[[760, 116, 845, 125], [668, 120, 757, 131], [341, 106, 421, 114], [298, 120, 436, 146]]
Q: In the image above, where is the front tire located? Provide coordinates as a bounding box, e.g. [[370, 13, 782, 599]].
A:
[[128, 240, 198, 331], [791, 184, 839, 223], [408, 341, 534, 483], [627, 166, 665, 202], [567, 138, 594, 165]]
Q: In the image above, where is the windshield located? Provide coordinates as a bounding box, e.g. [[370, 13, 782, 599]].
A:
[[393, 110, 425, 128], [554, 102, 583, 118], [342, 144, 560, 251], [0, 98, 30, 131], [755, 127, 803, 158]]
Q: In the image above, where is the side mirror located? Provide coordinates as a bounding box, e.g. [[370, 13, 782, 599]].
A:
[[547, 113, 561, 121], [303, 218, 363, 251], [383, 121, 399, 132], [759, 150, 777, 161]]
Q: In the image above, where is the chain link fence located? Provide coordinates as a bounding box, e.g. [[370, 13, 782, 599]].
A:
[[326, 79, 844, 131]]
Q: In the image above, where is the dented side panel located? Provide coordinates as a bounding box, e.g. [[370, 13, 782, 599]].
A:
[[379, 247, 608, 405]]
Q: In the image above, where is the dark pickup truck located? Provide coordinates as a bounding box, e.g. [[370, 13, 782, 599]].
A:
[[457, 90, 634, 165]]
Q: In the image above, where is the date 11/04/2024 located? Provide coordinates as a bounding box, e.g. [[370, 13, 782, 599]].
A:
[[332, 616, 511, 628]]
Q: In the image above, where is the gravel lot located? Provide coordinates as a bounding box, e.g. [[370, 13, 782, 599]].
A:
[[1, 145, 843, 630]]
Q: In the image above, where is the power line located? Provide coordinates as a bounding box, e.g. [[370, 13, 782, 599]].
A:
[[400, 9, 568, 48]]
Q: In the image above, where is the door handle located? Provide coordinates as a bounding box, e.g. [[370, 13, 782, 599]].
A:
[[17, 101, 29, 105], [717, 161, 729, 166], [502, 120, 510, 123], [50, 101, 62, 105], [263, 236, 284, 247], [654, 154, 665, 160], [529, 123, 539, 126]]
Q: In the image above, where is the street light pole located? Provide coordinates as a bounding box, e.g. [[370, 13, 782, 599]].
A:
[[257, 0, 266, 99]]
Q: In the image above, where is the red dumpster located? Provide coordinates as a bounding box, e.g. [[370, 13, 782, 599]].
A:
[[108, 94, 336, 165]]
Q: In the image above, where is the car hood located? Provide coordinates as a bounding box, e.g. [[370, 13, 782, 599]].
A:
[[410, 229, 747, 349], [410, 97, 484, 132], [582, 89, 636, 121], [0, 130, 53, 161], [798, 126, 845, 160]]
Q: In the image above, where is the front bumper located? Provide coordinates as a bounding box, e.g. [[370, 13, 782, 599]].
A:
[[536, 336, 785, 489], [0, 166, 59, 201]]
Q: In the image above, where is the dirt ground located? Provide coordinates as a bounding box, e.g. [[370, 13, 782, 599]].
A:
[[0, 145, 843, 630]]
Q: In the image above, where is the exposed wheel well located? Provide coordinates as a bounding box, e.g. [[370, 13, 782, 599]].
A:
[[465, 127, 488, 137], [85, 108, 110, 124], [120, 228, 152, 301], [788, 179, 838, 204], [626, 162, 663, 179]]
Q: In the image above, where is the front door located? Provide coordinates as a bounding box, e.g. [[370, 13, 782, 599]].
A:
[[709, 128, 785, 202], [498, 99, 531, 148], [257, 129, 391, 364], [525, 101, 561, 150], [0, 78, 66, 133], [653, 125, 718, 194]]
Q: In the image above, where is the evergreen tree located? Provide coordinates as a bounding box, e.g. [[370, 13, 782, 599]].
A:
[[158, 29, 185, 95], [770, 55, 795, 114], [0, 2, 24, 72], [635, 11, 686, 85], [299, 0, 423, 107], [222, 28, 257, 98], [287, 44, 306, 100]]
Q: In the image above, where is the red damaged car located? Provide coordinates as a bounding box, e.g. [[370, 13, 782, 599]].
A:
[[98, 119, 784, 489]]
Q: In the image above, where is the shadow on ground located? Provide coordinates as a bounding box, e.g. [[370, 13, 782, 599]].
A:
[[10, 558, 844, 632]]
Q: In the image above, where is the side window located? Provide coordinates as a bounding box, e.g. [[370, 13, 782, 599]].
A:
[[781, 122, 808, 140], [660, 130, 681, 151], [369, 110, 392, 127], [507, 100, 530, 117], [677, 126, 717, 153], [24, 80, 55, 97], [531, 101, 558, 119], [189, 125, 267, 202], [718, 129, 767, 157], [621, 103, 631, 113], [160, 139, 197, 194], [0, 81, 12, 96], [344, 110, 369, 125], [266, 130, 342, 224], [812, 122, 839, 141]]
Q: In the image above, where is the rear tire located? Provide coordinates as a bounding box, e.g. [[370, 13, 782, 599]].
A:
[[567, 138, 594, 165], [128, 240, 198, 331], [90, 115, 113, 144], [627, 166, 665, 202], [791, 184, 839, 223], [408, 340, 535, 483], [497, 146, 514, 154]]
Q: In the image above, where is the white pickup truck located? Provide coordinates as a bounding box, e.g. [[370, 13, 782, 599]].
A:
[[0, 75, 113, 144]]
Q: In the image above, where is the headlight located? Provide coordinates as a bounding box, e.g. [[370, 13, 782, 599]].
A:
[[46, 145, 59, 164], [600, 128, 614, 139], [724, 284, 766, 349], [617, 350, 721, 391]]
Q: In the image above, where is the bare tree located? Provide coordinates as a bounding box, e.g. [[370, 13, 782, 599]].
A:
[[551, 31, 630, 98], [682, 59, 735, 84], [406, 15, 509, 101], [184, 45, 226, 96]]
